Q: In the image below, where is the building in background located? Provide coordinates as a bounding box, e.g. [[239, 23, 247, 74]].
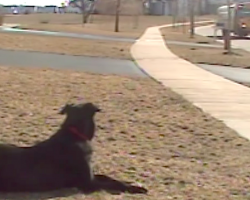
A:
[[145, 0, 206, 16], [1, 0, 246, 16], [144, 0, 250, 16]]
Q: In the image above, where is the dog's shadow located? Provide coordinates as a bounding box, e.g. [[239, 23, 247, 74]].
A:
[[0, 174, 147, 200]]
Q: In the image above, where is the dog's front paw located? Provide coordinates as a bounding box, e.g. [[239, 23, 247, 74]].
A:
[[127, 185, 148, 194]]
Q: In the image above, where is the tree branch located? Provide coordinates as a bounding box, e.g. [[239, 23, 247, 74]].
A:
[[70, 0, 96, 24], [70, 0, 85, 11]]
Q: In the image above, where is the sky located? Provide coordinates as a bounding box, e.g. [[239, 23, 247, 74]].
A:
[[0, 0, 68, 6]]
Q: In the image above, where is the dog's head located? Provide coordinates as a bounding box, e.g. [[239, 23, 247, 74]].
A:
[[59, 102, 101, 117], [59, 102, 101, 140]]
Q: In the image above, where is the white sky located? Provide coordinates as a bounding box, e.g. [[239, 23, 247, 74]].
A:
[[0, 0, 67, 6]]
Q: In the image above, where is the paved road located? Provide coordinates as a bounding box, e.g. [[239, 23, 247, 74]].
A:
[[0, 49, 147, 77], [194, 25, 250, 84], [198, 64, 250, 84], [195, 25, 250, 52], [0, 26, 136, 43], [0, 25, 145, 77]]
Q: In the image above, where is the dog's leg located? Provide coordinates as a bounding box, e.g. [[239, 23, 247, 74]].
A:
[[72, 159, 148, 194], [77, 170, 147, 194], [92, 174, 148, 194]]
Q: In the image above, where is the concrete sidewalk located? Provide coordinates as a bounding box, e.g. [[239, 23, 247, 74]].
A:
[[131, 25, 250, 140]]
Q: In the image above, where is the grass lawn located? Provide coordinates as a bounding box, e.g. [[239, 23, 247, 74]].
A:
[[0, 66, 250, 199], [0, 14, 215, 59], [0, 32, 131, 59], [161, 24, 250, 68], [4, 14, 216, 39]]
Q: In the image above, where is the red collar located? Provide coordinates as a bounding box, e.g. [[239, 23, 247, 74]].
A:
[[69, 127, 89, 141]]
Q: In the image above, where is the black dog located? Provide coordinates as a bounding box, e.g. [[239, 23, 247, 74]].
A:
[[0, 102, 147, 194]]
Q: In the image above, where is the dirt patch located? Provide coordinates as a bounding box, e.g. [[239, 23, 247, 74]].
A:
[[0, 32, 131, 59], [161, 25, 250, 68], [4, 14, 216, 38], [0, 66, 250, 199]]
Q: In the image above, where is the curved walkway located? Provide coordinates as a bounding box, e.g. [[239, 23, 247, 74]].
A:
[[131, 23, 250, 140], [0, 49, 146, 77]]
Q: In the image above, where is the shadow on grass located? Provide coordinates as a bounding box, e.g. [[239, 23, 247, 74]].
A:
[[0, 174, 147, 200]]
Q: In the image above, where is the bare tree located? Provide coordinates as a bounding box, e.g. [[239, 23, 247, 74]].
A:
[[71, 0, 97, 24]]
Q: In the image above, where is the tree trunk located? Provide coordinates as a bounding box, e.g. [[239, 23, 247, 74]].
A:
[[82, 12, 86, 24], [189, 0, 195, 38], [72, 0, 86, 24], [84, 14, 88, 23], [83, 1, 97, 24], [72, 0, 97, 24], [224, 0, 232, 53], [115, 0, 121, 32], [172, 0, 178, 28]]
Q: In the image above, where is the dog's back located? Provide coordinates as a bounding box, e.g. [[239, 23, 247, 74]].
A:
[[0, 137, 93, 192], [0, 140, 67, 191]]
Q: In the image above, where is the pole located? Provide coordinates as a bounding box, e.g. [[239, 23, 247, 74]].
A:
[[172, 0, 176, 28], [133, 0, 139, 29], [224, 0, 232, 53], [189, 0, 195, 38], [115, 0, 121, 32], [172, 0, 179, 28]]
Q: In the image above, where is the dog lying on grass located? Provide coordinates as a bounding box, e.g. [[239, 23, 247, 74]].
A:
[[0, 102, 147, 194]]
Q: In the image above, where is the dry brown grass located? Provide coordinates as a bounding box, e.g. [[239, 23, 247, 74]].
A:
[[161, 25, 250, 68], [161, 23, 216, 43], [0, 32, 131, 59], [4, 14, 216, 38], [166, 45, 250, 68], [0, 14, 215, 59], [0, 66, 250, 199]]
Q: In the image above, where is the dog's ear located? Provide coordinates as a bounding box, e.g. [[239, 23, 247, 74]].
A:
[[86, 103, 101, 113], [59, 103, 73, 115]]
